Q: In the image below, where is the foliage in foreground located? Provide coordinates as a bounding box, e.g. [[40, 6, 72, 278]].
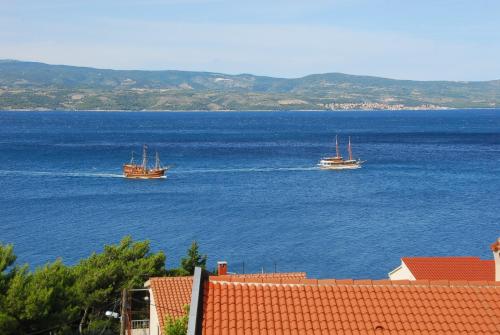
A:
[[164, 305, 189, 335], [0, 237, 206, 334], [179, 241, 207, 275]]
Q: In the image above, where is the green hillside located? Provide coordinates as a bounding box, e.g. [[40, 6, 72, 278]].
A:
[[0, 60, 499, 110]]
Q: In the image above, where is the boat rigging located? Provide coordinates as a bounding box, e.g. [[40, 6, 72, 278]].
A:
[[318, 135, 363, 170], [122, 145, 169, 179]]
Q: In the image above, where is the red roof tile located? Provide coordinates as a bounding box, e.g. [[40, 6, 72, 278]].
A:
[[149, 272, 306, 333], [201, 279, 500, 335], [402, 257, 495, 281], [231, 272, 306, 280], [212, 272, 307, 283], [149, 276, 193, 330]]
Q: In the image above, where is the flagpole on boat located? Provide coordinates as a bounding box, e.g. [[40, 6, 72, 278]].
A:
[[142, 145, 148, 169], [348, 136, 353, 161], [155, 151, 160, 169], [335, 135, 340, 158]]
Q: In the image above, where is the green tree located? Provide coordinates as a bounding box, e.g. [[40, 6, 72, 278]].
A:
[[179, 241, 207, 275], [0, 244, 17, 292], [164, 305, 189, 335], [0, 258, 78, 335], [0, 243, 19, 334], [73, 236, 166, 333], [0, 237, 181, 334]]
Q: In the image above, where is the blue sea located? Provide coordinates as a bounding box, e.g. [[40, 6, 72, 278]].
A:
[[0, 110, 499, 279]]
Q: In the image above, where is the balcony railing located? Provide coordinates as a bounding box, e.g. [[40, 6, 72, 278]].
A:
[[131, 319, 149, 329]]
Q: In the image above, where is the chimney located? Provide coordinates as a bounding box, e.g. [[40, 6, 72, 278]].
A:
[[217, 261, 227, 276], [492, 238, 500, 281]]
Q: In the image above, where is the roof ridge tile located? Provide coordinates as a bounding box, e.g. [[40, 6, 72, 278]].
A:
[[209, 276, 500, 289]]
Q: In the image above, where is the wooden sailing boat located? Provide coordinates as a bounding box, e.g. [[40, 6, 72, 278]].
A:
[[318, 135, 363, 170], [123, 145, 168, 179]]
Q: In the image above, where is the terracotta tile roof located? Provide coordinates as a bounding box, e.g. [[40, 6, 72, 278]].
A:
[[201, 279, 500, 335], [213, 272, 307, 282], [402, 257, 495, 281], [149, 276, 193, 330], [149, 272, 306, 333]]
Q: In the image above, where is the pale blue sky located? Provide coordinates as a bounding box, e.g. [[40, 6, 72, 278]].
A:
[[1, 0, 499, 80]]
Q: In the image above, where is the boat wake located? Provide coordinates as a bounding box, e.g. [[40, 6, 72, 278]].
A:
[[0, 170, 124, 179], [172, 166, 319, 174], [0, 166, 318, 179]]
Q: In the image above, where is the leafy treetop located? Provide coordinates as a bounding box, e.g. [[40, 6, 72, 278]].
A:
[[180, 241, 207, 275]]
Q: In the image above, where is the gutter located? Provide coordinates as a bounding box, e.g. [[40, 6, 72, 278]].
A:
[[187, 267, 208, 335]]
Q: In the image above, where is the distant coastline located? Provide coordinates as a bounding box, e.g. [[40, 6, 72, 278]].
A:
[[0, 105, 455, 113], [0, 108, 457, 112], [16, 108, 500, 113], [1, 60, 499, 111]]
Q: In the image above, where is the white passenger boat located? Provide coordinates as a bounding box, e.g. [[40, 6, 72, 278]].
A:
[[318, 136, 363, 170]]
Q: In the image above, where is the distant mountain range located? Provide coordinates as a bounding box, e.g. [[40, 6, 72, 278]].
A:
[[1, 60, 499, 111]]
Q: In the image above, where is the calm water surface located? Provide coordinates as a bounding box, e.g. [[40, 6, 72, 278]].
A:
[[0, 110, 499, 278]]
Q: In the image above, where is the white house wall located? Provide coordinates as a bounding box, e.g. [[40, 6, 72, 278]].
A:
[[388, 261, 416, 280], [149, 289, 161, 335]]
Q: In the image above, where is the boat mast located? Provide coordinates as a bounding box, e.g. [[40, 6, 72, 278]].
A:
[[348, 136, 353, 160], [142, 145, 148, 168], [155, 151, 160, 169], [335, 135, 340, 158]]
